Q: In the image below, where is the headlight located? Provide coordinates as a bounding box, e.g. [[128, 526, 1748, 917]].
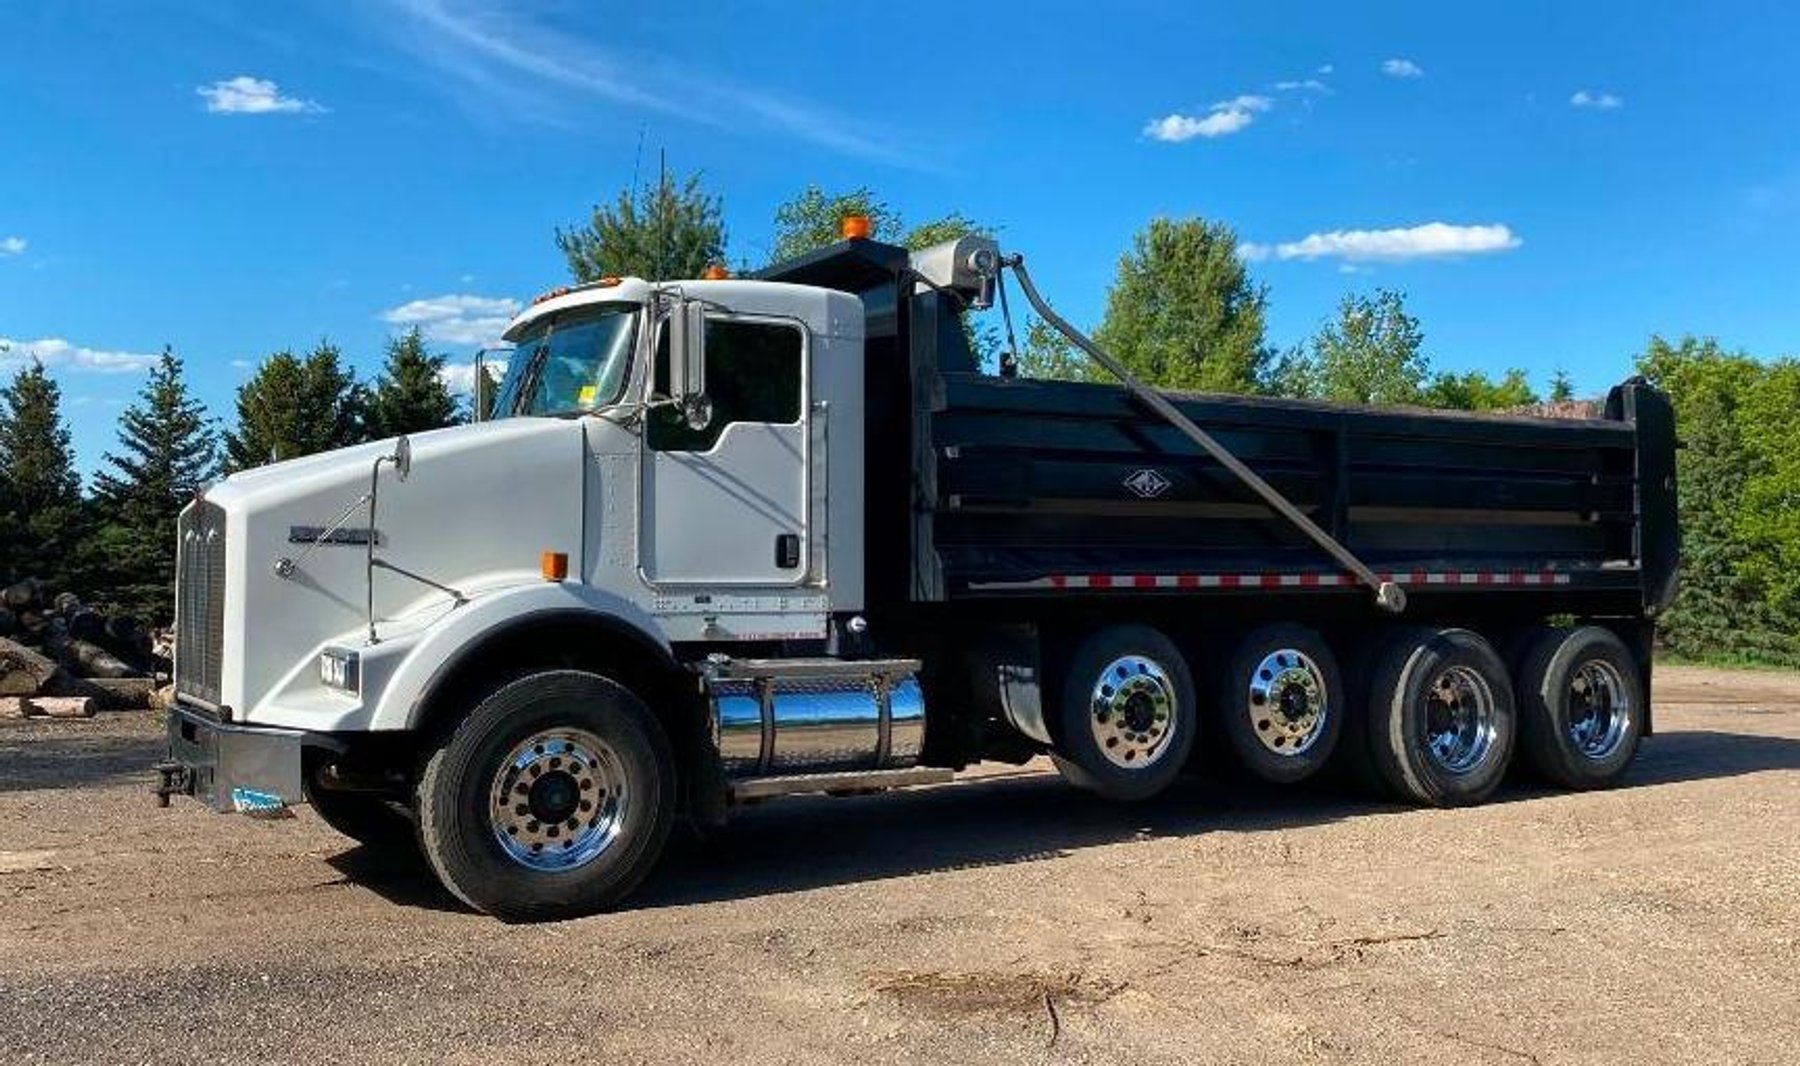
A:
[[319, 648, 360, 694]]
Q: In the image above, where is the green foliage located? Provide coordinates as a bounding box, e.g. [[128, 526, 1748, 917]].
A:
[[1289, 289, 1428, 404], [88, 347, 218, 621], [475, 361, 503, 422], [367, 328, 459, 438], [1424, 367, 1539, 411], [1014, 319, 1095, 382], [224, 341, 365, 470], [1272, 289, 1536, 412], [1637, 335, 1800, 665], [556, 170, 726, 282], [1092, 218, 1268, 393], [767, 185, 986, 264], [1549, 367, 1576, 402], [0, 360, 88, 587]]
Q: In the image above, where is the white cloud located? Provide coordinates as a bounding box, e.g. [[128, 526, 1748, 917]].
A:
[[197, 75, 326, 115], [380, 293, 521, 346], [1239, 222, 1522, 263], [0, 236, 25, 256], [0, 336, 160, 374], [437, 357, 507, 396], [1318, 64, 1334, 75], [1382, 58, 1425, 78], [1570, 89, 1623, 110], [1144, 94, 1272, 142], [1274, 79, 1330, 93]]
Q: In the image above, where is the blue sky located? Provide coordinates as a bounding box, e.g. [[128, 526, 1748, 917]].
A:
[[3, 0, 1797, 475]]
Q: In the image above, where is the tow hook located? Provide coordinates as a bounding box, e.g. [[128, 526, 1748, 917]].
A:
[[152, 761, 191, 808]]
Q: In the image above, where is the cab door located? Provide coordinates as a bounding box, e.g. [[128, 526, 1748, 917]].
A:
[[639, 314, 809, 586]]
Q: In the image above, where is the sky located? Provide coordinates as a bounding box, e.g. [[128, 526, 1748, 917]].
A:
[[3, 0, 1797, 476]]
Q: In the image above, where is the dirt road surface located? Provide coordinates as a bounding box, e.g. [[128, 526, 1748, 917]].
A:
[[2, 664, 1797, 1065]]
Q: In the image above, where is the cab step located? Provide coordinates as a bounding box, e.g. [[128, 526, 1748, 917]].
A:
[[728, 766, 953, 802]]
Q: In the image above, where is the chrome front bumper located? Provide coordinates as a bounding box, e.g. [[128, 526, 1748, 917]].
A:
[[157, 702, 307, 813]]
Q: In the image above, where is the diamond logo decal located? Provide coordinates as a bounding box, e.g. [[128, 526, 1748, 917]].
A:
[[1123, 468, 1172, 499]]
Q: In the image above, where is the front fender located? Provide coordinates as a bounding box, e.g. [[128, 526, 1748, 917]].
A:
[[370, 582, 671, 732], [247, 582, 673, 733]]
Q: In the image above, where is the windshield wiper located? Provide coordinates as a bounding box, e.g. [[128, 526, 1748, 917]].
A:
[[512, 340, 550, 416]]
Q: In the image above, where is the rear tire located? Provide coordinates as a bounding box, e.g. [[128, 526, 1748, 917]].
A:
[[1367, 628, 1516, 806], [1050, 625, 1196, 801], [1517, 626, 1644, 789], [1215, 625, 1343, 784], [415, 670, 675, 922]]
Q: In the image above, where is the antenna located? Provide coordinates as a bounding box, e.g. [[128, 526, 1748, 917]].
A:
[[657, 146, 668, 283], [630, 122, 646, 197]]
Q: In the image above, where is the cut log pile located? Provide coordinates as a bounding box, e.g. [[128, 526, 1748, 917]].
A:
[[0, 577, 172, 718]]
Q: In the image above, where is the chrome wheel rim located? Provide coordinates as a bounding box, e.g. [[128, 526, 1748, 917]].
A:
[[1422, 665, 1498, 774], [1567, 659, 1631, 760], [488, 728, 627, 871], [1246, 648, 1329, 756], [1090, 655, 1178, 769]]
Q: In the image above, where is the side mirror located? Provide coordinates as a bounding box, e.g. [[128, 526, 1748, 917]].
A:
[[665, 299, 711, 430]]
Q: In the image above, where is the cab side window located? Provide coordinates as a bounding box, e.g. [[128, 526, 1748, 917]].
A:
[[649, 318, 804, 452]]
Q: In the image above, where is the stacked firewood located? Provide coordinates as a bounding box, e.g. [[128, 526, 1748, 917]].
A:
[[0, 578, 171, 718]]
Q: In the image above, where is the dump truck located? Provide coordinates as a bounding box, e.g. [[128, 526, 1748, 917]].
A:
[[156, 221, 1679, 920]]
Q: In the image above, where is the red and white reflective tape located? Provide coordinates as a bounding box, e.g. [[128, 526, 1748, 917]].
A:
[[974, 570, 1575, 592]]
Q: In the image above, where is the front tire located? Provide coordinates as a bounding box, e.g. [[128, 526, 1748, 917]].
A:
[[1367, 628, 1516, 807], [1050, 625, 1197, 801], [415, 670, 675, 922]]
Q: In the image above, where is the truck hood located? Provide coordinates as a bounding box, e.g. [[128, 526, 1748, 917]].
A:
[[198, 417, 591, 720]]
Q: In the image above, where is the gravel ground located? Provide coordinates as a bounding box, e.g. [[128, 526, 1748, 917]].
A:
[[1, 664, 1797, 1065]]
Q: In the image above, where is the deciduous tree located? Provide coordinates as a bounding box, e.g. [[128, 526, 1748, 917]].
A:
[[1093, 218, 1268, 393], [557, 170, 726, 282]]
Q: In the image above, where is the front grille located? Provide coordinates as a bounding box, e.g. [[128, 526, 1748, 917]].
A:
[[175, 501, 227, 708]]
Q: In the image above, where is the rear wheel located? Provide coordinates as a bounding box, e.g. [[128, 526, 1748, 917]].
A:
[[1215, 625, 1343, 784], [415, 670, 675, 922], [1050, 625, 1197, 801], [1517, 626, 1643, 789], [1367, 628, 1516, 806]]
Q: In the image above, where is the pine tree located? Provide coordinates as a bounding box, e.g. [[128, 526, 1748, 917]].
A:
[[0, 360, 87, 586], [367, 328, 458, 438], [1549, 368, 1576, 402], [87, 347, 217, 620], [224, 341, 365, 470]]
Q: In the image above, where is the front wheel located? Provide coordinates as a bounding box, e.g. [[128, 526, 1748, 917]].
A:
[[415, 670, 676, 922]]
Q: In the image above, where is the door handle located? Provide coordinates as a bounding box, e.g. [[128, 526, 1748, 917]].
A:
[[775, 533, 801, 569]]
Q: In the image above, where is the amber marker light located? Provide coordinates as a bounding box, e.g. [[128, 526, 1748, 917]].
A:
[[541, 551, 569, 581], [840, 214, 872, 240]]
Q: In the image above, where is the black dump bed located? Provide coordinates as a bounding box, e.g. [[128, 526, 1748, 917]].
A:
[[760, 239, 1678, 622]]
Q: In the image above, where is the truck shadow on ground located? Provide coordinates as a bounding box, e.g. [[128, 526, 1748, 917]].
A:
[[323, 726, 1800, 916]]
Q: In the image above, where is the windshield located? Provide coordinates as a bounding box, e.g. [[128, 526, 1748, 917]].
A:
[[493, 303, 639, 418]]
